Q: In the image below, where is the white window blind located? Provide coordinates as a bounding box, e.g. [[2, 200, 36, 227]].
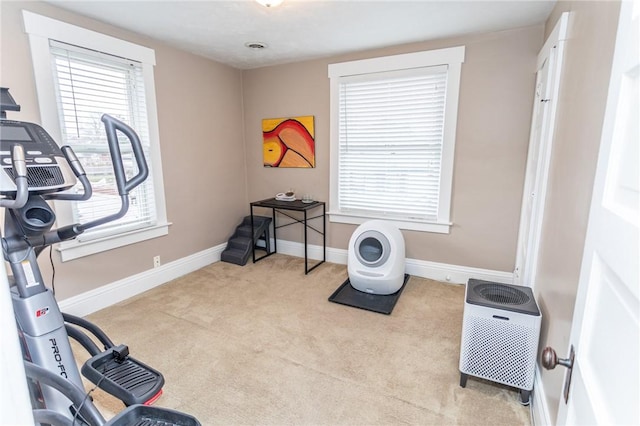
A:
[[329, 47, 464, 233], [50, 40, 157, 240], [337, 66, 448, 222]]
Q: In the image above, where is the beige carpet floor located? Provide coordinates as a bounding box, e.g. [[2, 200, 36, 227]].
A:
[[75, 254, 531, 425]]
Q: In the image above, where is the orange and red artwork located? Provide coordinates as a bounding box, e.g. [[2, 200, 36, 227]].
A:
[[263, 116, 315, 168]]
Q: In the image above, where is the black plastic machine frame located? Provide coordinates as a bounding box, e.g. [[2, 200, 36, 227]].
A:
[[1, 87, 199, 425]]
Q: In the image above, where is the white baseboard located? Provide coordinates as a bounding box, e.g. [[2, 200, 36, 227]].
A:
[[59, 244, 225, 317], [532, 366, 552, 425], [405, 257, 513, 285], [59, 239, 513, 317], [275, 239, 513, 285]]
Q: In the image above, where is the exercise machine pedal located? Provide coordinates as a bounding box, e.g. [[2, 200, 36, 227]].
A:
[[82, 344, 165, 406], [106, 404, 200, 426]]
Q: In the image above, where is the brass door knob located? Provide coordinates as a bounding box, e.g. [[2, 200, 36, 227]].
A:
[[542, 346, 574, 370]]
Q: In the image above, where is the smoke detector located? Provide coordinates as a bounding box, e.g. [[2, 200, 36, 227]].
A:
[[245, 41, 268, 50]]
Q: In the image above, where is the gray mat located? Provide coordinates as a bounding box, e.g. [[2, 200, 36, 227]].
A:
[[328, 274, 410, 315]]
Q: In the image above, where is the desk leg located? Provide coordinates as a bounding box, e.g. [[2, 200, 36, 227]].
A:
[[304, 209, 308, 274], [251, 206, 256, 263], [323, 203, 326, 262], [271, 207, 277, 254]]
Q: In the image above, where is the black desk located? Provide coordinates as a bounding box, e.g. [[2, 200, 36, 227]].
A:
[[250, 198, 326, 274]]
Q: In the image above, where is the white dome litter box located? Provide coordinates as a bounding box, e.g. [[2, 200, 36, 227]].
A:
[[347, 220, 406, 295]]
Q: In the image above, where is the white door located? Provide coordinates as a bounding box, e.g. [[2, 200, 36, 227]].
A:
[[514, 14, 568, 286], [555, 2, 639, 424]]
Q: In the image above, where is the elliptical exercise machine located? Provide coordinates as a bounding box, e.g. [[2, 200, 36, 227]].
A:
[[1, 87, 199, 425]]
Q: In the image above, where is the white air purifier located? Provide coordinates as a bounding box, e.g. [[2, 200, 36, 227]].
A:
[[347, 220, 405, 295], [459, 279, 541, 405]]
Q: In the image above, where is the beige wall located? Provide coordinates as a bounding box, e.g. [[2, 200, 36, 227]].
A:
[[534, 0, 620, 421], [1, 1, 248, 300], [242, 25, 543, 272]]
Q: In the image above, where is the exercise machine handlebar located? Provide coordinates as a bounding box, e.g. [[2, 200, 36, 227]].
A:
[[44, 146, 93, 202], [102, 113, 149, 196], [0, 145, 28, 209], [75, 114, 149, 233]]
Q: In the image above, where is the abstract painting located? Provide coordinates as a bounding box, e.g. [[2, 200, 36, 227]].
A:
[[263, 116, 315, 168]]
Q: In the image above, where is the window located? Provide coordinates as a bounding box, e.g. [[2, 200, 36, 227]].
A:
[[23, 11, 169, 261], [328, 47, 464, 233], [50, 41, 157, 237]]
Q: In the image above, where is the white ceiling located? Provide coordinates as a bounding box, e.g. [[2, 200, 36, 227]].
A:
[[45, 0, 556, 69]]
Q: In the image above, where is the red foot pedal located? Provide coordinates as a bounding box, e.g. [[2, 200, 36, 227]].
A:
[[144, 389, 163, 406]]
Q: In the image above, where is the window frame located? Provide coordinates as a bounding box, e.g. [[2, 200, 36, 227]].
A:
[[328, 46, 465, 233], [23, 10, 170, 261]]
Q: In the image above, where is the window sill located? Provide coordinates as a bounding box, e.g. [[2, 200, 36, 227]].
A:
[[57, 222, 172, 262], [328, 212, 451, 234]]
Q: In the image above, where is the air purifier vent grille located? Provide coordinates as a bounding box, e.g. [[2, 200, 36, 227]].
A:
[[465, 279, 540, 315], [460, 314, 538, 389], [474, 283, 530, 305]]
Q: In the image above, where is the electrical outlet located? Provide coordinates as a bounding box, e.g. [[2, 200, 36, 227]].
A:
[[153, 256, 161, 268]]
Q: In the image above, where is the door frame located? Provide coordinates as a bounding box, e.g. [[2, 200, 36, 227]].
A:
[[514, 13, 568, 287]]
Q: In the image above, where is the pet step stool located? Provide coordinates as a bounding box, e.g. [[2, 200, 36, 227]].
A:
[[221, 215, 272, 266]]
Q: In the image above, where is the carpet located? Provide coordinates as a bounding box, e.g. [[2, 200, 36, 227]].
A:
[[78, 254, 531, 425]]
